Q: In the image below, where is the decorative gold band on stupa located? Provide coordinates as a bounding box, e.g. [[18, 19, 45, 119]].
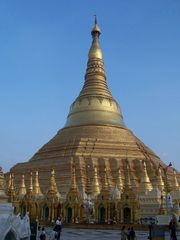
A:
[[65, 18, 125, 128]]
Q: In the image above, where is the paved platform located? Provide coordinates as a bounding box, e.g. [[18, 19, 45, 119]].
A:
[[43, 228, 180, 240]]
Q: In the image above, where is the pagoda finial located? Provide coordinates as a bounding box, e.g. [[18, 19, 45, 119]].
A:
[[91, 15, 101, 36], [94, 14, 97, 25], [89, 17, 102, 60]]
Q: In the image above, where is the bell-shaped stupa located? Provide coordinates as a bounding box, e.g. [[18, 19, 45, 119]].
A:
[[9, 19, 179, 223]]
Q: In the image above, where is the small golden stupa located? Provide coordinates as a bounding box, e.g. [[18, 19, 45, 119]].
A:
[[0, 167, 8, 203], [7, 19, 179, 224]]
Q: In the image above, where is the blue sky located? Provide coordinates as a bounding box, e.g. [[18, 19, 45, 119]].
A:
[[0, 1, 180, 172]]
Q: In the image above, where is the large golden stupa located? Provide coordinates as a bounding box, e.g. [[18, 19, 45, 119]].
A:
[[7, 19, 179, 224]]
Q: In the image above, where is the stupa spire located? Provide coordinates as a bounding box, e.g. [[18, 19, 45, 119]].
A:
[[117, 168, 123, 190], [103, 168, 109, 191], [30, 172, 33, 191], [65, 19, 125, 128], [173, 169, 179, 190], [92, 166, 100, 197], [28, 172, 33, 195], [70, 163, 78, 191], [94, 14, 97, 25], [0, 167, 8, 202], [8, 173, 12, 189], [156, 167, 165, 192], [88, 16, 102, 60], [47, 169, 60, 200], [33, 171, 43, 196], [49, 169, 58, 192], [8, 173, 16, 201], [86, 165, 92, 195], [80, 18, 110, 98], [139, 161, 152, 194], [123, 161, 131, 190], [18, 174, 27, 198]]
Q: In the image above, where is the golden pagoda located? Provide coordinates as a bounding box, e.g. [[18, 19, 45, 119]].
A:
[[7, 19, 179, 224]]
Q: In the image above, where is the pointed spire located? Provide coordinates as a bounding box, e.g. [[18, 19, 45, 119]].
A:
[[124, 161, 131, 189], [33, 171, 43, 197], [8, 173, 16, 201], [18, 174, 27, 198], [66, 161, 80, 203], [88, 16, 102, 60], [0, 167, 8, 202], [86, 175, 92, 195], [65, 19, 125, 128], [92, 166, 100, 197], [70, 163, 78, 191], [8, 173, 12, 189], [28, 172, 33, 194], [84, 18, 108, 96], [94, 14, 97, 24], [103, 168, 109, 191], [173, 169, 179, 190], [86, 165, 92, 195], [139, 161, 152, 194], [47, 169, 61, 199], [49, 169, 58, 193], [171, 169, 180, 200], [156, 167, 164, 192], [117, 168, 123, 190]]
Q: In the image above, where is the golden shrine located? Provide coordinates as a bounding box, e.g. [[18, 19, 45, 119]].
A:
[[4, 19, 180, 224]]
